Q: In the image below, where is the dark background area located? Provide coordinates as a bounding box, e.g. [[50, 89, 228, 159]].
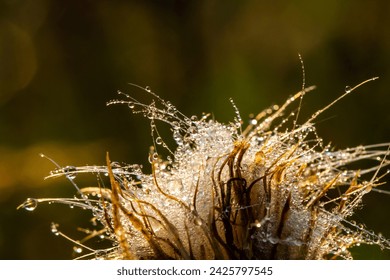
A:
[[0, 0, 389, 259]]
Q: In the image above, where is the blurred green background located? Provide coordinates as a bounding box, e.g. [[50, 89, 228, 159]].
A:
[[0, 0, 389, 259]]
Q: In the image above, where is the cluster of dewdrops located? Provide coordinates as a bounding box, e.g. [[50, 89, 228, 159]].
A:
[[18, 82, 390, 259]]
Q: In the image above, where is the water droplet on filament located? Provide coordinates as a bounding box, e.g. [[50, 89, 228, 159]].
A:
[[345, 86, 352, 93], [194, 217, 203, 226], [63, 166, 77, 179], [249, 117, 257, 125], [155, 137, 163, 145], [51, 223, 60, 236], [73, 246, 83, 254], [19, 198, 38, 211]]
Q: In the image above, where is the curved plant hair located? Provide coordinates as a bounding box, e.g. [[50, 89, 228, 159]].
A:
[[19, 70, 390, 259]]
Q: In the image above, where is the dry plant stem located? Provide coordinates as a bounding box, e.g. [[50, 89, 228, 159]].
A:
[[18, 78, 390, 260]]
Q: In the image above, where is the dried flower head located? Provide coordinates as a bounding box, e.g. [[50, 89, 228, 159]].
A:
[[19, 77, 390, 260]]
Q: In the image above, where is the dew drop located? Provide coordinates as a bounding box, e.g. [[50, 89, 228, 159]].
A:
[[159, 162, 167, 170], [63, 166, 77, 179], [249, 118, 258, 125], [364, 185, 372, 193], [187, 125, 197, 134], [172, 120, 179, 126], [345, 86, 352, 93], [19, 198, 38, 211], [146, 111, 154, 119], [145, 86, 151, 92], [167, 105, 176, 115], [173, 130, 183, 145], [155, 137, 163, 145], [95, 250, 105, 259], [256, 136, 264, 144], [51, 223, 60, 236], [63, 166, 77, 173], [194, 217, 203, 226], [73, 246, 83, 254], [111, 161, 120, 168], [252, 220, 262, 228], [148, 152, 159, 163]]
